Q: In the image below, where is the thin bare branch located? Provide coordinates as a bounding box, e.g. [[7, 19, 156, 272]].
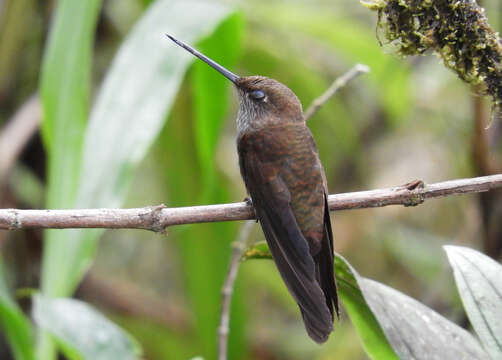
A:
[[304, 64, 370, 121], [218, 221, 255, 360], [1, 174, 502, 231], [0, 95, 41, 183]]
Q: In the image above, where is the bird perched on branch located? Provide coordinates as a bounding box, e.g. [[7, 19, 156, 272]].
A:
[[167, 34, 338, 343]]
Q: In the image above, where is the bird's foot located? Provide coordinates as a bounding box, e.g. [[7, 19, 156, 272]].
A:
[[243, 197, 258, 222]]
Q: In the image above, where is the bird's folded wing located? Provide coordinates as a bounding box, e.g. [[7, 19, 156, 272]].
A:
[[241, 148, 333, 342]]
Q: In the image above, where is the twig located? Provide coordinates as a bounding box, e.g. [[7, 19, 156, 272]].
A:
[[303, 64, 369, 121], [0, 174, 501, 231], [218, 221, 255, 360], [0, 95, 41, 183]]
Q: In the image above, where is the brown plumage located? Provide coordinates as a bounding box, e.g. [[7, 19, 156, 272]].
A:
[[167, 35, 338, 343], [236, 77, 338, 343]]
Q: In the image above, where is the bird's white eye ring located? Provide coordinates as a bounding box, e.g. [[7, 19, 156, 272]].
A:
[[249, 90, 266, 101]]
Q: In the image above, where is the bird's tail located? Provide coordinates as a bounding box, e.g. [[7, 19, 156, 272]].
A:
[[320, 194, 339, 318], [300, 234, 338, 343], [299, 302, 333, 343], [300, 197, 339, 343], [315, 241, 339, 320]]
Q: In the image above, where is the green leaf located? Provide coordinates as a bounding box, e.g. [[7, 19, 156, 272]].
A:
[[33, 295, 139, 360], [445, 246, 502, 359], [359, 278, 487, 359], [0, 259, 35, 360], [39, 0, 101, 208]]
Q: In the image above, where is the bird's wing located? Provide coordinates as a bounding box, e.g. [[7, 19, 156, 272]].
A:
[[238, 129, 333, 343], [317, 192, 339, 318]]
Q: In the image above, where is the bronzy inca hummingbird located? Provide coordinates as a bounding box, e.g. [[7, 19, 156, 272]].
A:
[[167, 34, 338, 343]]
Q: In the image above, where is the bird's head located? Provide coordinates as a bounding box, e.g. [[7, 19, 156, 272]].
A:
[[167, 34, 303, 131], [234, 76, 303, 131]]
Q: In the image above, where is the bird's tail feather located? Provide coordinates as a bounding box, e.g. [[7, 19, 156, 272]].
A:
[[299, 303, 333, 343], [315, 246, 339, 320]]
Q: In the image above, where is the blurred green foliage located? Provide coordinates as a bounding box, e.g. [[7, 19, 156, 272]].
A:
[[0, 0, 501, 359], [0, 259, 34, 360]]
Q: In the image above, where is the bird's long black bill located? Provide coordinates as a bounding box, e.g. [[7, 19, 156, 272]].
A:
[[166, 34, 239, 84]]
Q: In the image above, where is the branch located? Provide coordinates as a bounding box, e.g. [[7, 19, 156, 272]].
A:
[[218, 221, 255, 360], [0, 95, 41, 183], [362, 0, 502, 108], [303, 64, 369, 121], [1, 174, 502, 231]]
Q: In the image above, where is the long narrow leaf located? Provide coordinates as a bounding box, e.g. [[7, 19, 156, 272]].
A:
[[445, 246, 502, 359], [39, 0, 101, 208], [39, 0, 102, 358]]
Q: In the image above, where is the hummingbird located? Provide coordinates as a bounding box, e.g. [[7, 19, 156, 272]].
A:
[[167, 34, 338, 343]]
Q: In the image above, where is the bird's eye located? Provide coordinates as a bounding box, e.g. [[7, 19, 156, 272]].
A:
[[249, 90, 266, 101]]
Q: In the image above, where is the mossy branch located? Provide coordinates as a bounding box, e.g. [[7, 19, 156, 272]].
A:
[[362, 0, 502, 108]]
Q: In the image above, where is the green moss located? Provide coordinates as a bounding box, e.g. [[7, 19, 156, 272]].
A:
[[362, 0, 502, 108]]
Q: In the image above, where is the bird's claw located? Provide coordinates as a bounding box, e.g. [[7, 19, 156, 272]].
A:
[[402, 179, 424, 191], [243, 197, 258, 222]]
